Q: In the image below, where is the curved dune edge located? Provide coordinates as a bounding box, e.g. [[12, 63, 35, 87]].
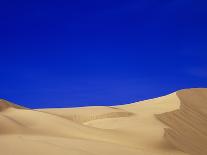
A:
[[39, 106, 134, 123], [156, 88, 207, 155]]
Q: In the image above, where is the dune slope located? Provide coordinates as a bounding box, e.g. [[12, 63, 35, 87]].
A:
[[156, 88, 207, 155], [0, 88, 206, 155]]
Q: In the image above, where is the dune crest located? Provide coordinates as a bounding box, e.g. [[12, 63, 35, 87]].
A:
[[0, 88, 206, 155], [0, 99, 25, 111]]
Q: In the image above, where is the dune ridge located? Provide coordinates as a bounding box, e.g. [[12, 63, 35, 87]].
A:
[[0, 88, 206, 155], [0, 99, 26, 111]]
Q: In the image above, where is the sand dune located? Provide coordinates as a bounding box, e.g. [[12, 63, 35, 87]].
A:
[[0, 88, 206, 155]]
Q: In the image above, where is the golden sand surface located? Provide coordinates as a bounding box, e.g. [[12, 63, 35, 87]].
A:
[[0, 88, 206, 155]]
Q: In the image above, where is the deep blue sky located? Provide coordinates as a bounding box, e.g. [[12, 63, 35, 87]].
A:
[[0, 0, 207, 108]]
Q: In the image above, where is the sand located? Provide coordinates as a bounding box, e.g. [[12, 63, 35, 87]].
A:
[[0, 88, 206, 155]]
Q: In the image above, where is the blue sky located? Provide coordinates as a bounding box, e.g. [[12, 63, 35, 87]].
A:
[[0, 0, 207, 108]]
